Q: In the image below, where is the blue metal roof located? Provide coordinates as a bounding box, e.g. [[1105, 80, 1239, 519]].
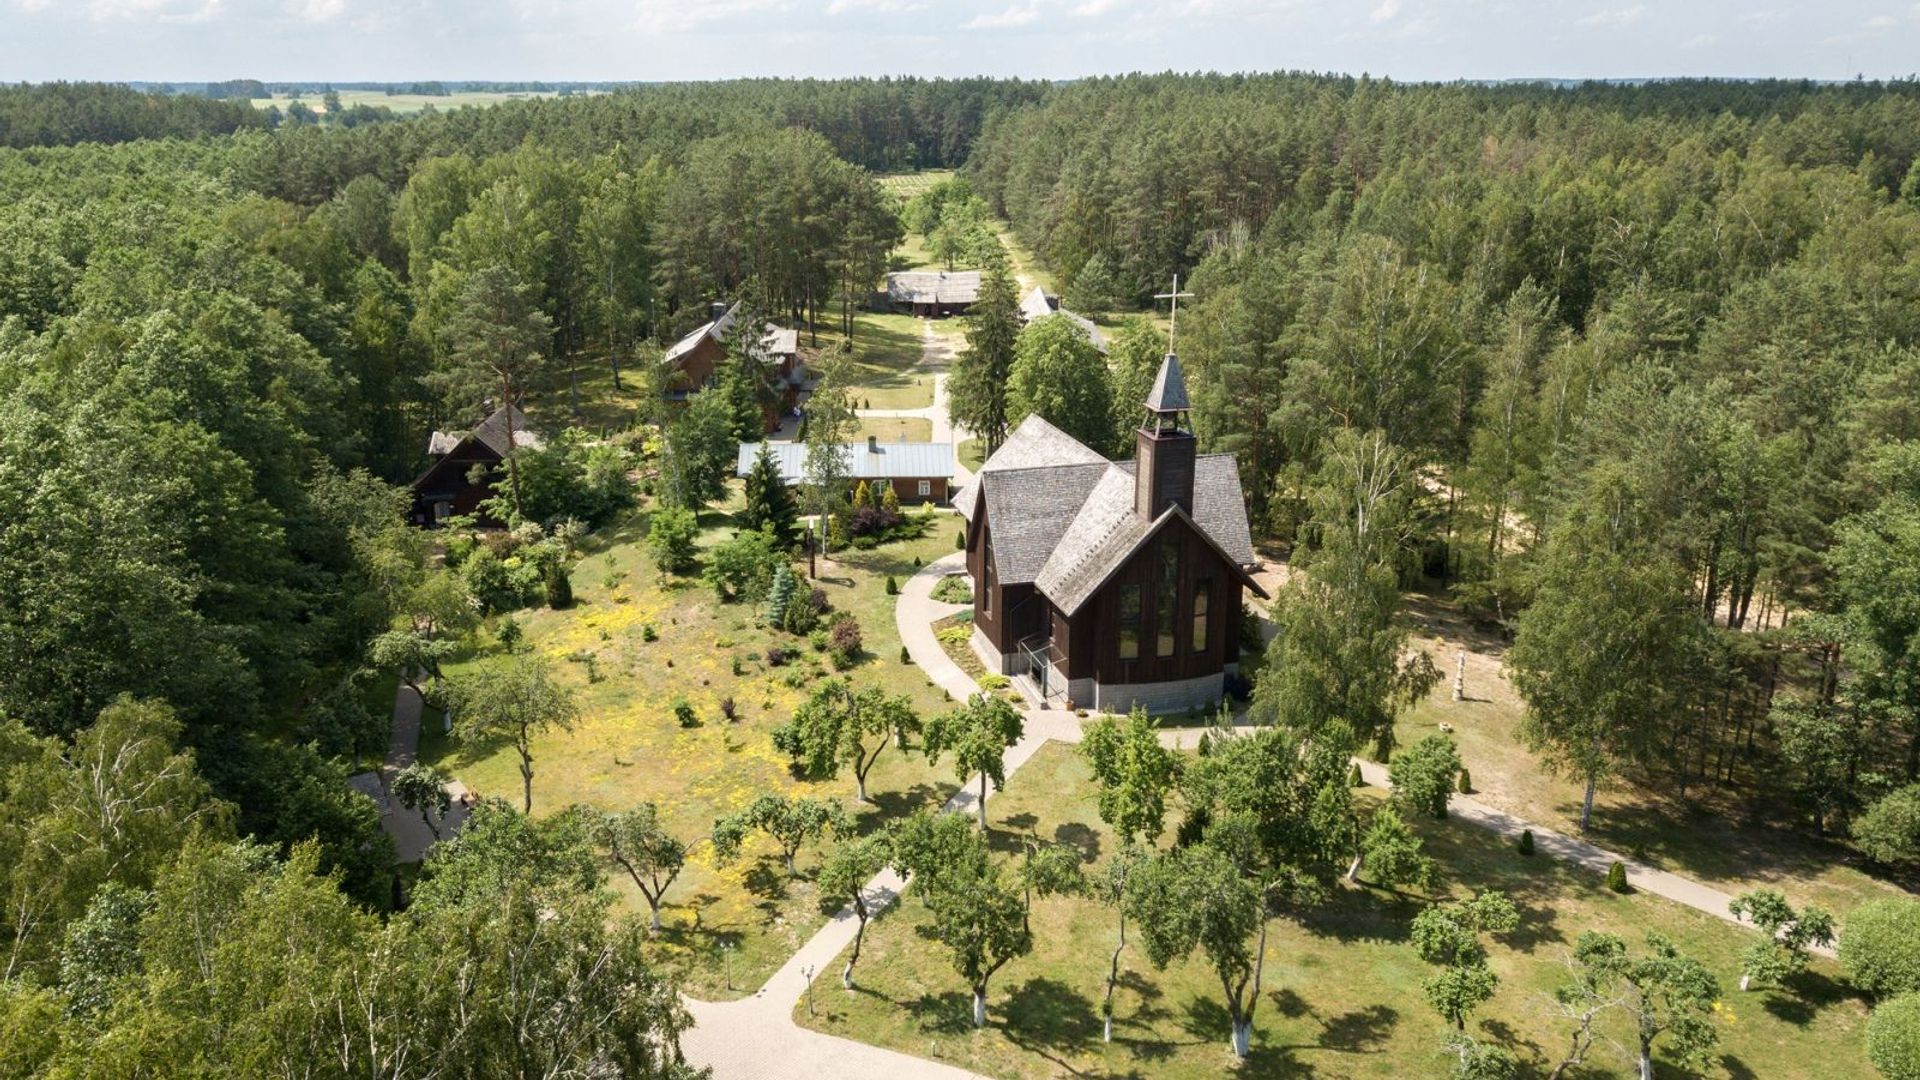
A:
[[736, 441, 956, 483]]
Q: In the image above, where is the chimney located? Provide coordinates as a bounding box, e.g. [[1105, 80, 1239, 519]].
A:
[[709, 300, 728, 323], [867, 435, 879, 453], [1135, 352, 1196, 519]]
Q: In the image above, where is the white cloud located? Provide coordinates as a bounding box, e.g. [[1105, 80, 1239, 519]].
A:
[[1865, 12, 1897, 27], [1577, 4, 1644, 28], [1370, 0, 1400, 23], [79, 0, 224, 22], [1680, 32, 1716, 49], [963, 2, 1039, 29], [288, 0, 345, 21], [1071, 0, 1118, 15], [827, 0, 924, 13]]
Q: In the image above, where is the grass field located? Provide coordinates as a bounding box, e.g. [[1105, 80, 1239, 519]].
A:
[[795, 741, 1874, 1080], [829, 308, 935, 410], [1383, 589, 1915, 919], [877, 170, 957, 200], [422, 494, 966, 998], [852, 417, 934, 443], [249, 89, 593, 114]]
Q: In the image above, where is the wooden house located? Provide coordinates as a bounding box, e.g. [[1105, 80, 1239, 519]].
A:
[[661, 301, 803, 430], [884, 270, 981, 317], [954, 354, 1265, 712], [409, 404, 541, 527]]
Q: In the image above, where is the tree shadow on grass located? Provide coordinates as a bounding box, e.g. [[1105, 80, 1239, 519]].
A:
[[867, 782, 946, 823], [901, 987, 976, 1036], [1002, 976, 1109, 1073], [1760, 969, 1865, 1028], [1177, 997, 1314, 1076], [741, 857, 792, 905], [1056, 821, 1103, 862], [1317, 1003, 1399, 1053]]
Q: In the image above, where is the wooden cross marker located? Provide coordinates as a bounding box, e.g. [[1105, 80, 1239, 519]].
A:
[[1154, 273, 1195, 352]]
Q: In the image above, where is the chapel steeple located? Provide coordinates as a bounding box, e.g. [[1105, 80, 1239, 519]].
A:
[[1135, 350, 1197, 519]]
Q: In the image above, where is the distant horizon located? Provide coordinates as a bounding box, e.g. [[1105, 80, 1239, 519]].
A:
[[106, 73, 1915, 88], [4, 2, 1913, 86]]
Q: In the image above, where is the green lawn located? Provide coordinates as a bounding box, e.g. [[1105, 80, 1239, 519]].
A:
[[959, 438, 985, 472], [831, 308, 935, 410], [796, 742, 1873, 1079], [525, 350, 651, 436], [1386, 590, 1916, 919], [422, 493, 967, 998], [852, 417, 933, 443]]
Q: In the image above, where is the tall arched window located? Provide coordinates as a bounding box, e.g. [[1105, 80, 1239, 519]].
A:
[[1156, 543, 1179, 657]]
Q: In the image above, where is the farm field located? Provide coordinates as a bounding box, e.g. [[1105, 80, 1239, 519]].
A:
[[796, 741, 1874, 1080], [249, 88, 597, 113]]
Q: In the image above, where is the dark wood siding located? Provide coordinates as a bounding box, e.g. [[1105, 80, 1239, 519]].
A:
[[1083, 518, 1242, 686]]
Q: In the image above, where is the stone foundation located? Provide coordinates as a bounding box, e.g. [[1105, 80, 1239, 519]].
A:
[[1090, 671, 1225, 715]]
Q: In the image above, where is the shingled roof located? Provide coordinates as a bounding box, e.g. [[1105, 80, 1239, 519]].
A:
[[886, 270, 981, 306], [662, 301, 797, 367], [1017, 285, 1107, 352], [425, 403, 542, 459], [953, 415, 1109, 523], [963, 408, 1263, 611]]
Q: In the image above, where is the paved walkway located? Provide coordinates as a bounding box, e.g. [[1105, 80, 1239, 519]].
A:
[[356, 676, 468, 864], [680, 554, 1072, 1079], [682, 555, 1821, 1077]]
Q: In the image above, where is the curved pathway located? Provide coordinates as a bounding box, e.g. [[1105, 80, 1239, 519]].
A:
[[681, 554, 1816, 1077]]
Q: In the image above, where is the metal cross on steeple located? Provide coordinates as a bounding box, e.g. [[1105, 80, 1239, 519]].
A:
[[1154, 274, 1194, 353]]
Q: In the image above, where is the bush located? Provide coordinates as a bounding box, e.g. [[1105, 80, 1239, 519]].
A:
[[931, 575, 973, 604], [719, 696, 740, 723], [673, 699, 698, 728], [781, 587, 820, 634], [884, 574, 898, 595], [543, 563, 573, 609], [1857, 785, 1920, 866], [828, 613, 863, 668], [808, 629, 829, 652], [979, 674, 1010, 691], [766, 645, 790, 667], [1606, 860, 1630, 893], [1517, 829, 1535, 856], [1870, 993, 1920, 1080], [808, 587, 830, 614], [1348, 762, 1365, 787], [1388, 735, 1462, 820], [641, 623, 657, 642], [704, 529, 779, 602], [900, 645, 911, 664], [1456, 767, 1472, 795], [647, 507, 700, 575], [1846, 900, 1920, 999], [955, 529, 966, 549]]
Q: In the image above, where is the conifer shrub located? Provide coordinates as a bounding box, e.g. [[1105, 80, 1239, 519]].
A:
[[1606, 860, 1630, 893], [1457, 767, 1472, 794], [1518, 829, 1535, 856]]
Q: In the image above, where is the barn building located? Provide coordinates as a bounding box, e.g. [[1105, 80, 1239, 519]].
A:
[[954, 353, 1265, 713], [409, 404, 541, 527], [1018, 285, 1106, 352], [884, 270, 981, 317], [736, 438, 955, 505]]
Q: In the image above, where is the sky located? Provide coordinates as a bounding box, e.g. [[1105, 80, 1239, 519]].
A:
[[1, 0, 1915, 84]]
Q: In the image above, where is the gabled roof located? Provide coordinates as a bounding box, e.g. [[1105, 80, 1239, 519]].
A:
[[735, 441, 955, 483], [662, 301, 797, 367], [1019, 285, 1057, 321], [964, 414, 1262, 608], [1145, 353, 1190, 412], [980, 462, 1111, 582], [886, 270, 981, 306], [953, 414, 1109, 522], [424, 403, 540, 461], [1017, 285, 1106, 352]]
